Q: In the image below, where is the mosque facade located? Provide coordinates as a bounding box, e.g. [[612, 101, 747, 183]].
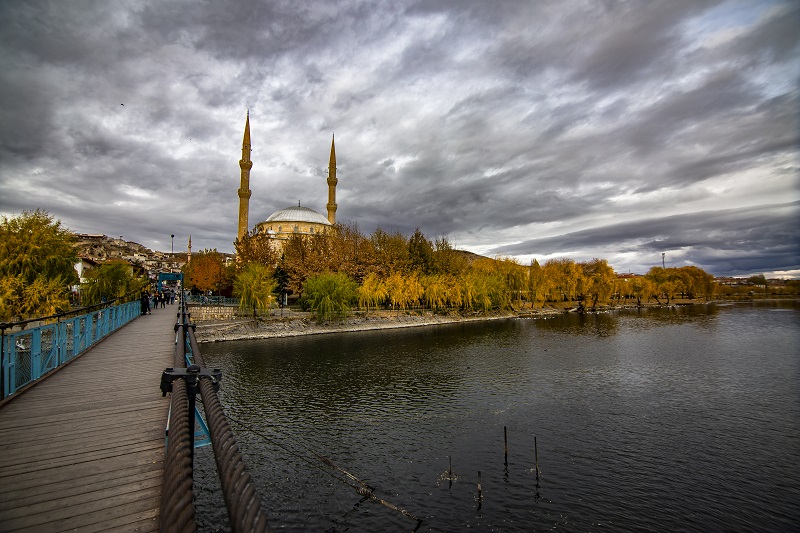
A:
[[236, 113, 338, 248]]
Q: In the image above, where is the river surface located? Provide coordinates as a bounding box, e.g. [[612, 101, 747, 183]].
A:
[[194, 302, 800, 532]]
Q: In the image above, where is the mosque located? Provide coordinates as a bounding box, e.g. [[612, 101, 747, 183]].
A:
[[236, 112, 338, 247]]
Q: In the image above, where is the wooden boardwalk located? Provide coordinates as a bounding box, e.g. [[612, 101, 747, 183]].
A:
[[0, 305, 177, 532]]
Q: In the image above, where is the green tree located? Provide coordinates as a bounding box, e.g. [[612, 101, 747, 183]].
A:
[[234, 263, 277, 318], [305, 272, 358, 321], [81, 261, 146, 305], [0, 210, 77, 320], [408, 228, 434, 274], [747, 274, 768, 292]]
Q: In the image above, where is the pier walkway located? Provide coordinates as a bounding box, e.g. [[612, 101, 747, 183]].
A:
[[0, 306, 177, 532]]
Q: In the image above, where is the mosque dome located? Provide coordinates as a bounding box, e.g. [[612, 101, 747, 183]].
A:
[[264, 205, 331, 226], [255, 204, 332, 242]]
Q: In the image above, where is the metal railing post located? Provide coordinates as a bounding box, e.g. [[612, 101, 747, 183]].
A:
[[0, 323, 6, 399]]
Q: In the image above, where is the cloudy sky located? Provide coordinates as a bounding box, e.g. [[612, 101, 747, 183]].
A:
[[1, 0, 798, 278]]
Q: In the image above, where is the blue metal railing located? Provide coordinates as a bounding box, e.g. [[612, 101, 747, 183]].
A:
[[1, 300, 140, 399], [183, 295, 238, 305]]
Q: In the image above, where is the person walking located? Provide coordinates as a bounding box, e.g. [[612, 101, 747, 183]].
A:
[[140, 291, 150, 315]]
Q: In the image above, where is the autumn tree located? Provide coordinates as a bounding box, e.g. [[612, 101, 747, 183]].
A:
[[81, 261, 147, 305], [628, 277, 655, 306], [327, 222, 372, 283], [645, 266, 715, 303], [0, 210, 77, 320], [431, 236, 468, 276], [234, 229, 280, 268], [422, 274, 450, 312], [680, 266, 716, 299], [528, 259, 547, 306], [280, 233, 328, 299], [494, 257, 526, 307], [542, 258, 581, 303], [370, 228, 411, 276], [183, 249, 228, 294], [233, 263, 277, 318], [358, 272, 388, 315], [385, 271, 423, 315], [578, 258, 616, 311]]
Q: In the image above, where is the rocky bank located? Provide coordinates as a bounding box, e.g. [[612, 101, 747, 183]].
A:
[[194, 308, 563, 343]]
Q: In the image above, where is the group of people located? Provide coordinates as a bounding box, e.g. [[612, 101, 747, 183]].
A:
[[140, 288, 177, 315]]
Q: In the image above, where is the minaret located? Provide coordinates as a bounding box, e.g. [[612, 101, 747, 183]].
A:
[[187, 235, 192, 262], [326, 133, 337, 225], [237, 112, 253, 241]]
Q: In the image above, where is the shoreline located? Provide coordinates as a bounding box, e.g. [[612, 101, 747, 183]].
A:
[[193, 298, 799, 343], [194, 310, 543, 343]]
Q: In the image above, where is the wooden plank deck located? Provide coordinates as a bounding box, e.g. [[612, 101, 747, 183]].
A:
[[0, 305, 178, 532]]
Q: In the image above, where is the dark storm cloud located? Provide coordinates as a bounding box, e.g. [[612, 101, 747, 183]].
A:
[[491, 202, 800, 275], [0, 0, 798, 276]]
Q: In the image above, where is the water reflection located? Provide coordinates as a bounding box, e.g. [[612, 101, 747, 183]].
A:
[[197, 302, 800, 532]]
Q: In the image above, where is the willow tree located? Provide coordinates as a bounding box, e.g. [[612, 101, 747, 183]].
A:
[[528, 259, 547, 306], [422, 274, 450, 312], [385, 271, 423, 315], [305, 272, 358, 321], [233, 263, 277, 318], [81, 261, 146, 305], [0, 210, 77, 320], [358, 272, 388, 315], [579, 258, 616, 311]]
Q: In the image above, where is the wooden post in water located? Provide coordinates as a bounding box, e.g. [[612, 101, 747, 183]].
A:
[[534, 435, 540, 476], [448, 455, 453, 489], [504, 426, 508, 466]]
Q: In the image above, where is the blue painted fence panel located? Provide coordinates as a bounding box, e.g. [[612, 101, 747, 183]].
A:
[[2, 300, 140, 399]]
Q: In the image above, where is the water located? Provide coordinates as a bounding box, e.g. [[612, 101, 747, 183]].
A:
[[194, 302, 800, 532]]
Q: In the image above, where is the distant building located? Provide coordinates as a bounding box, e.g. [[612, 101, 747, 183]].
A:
[[235, 113, 338, 250]]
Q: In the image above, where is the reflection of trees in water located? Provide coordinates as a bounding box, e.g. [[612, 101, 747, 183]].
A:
[[533, 304, 724, 336], [533, 312, 620, 337], [204, 319, 525, 421], [628, 304, 719, 330]]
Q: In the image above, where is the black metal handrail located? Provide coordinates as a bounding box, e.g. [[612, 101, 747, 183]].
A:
[[159, 292, 270, 532]]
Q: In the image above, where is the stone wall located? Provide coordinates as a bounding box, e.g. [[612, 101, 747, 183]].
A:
[[187, 304, 240, 322]]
